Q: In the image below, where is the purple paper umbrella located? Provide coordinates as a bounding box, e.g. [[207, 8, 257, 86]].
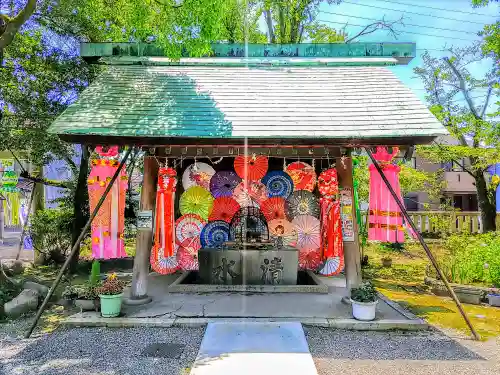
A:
[[209, 171, 241, 198]]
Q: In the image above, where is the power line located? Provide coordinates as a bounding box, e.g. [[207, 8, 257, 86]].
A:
[[341, 0, 489, 25], [321, 10, 480, 36], [374, 0, 498, 18], [318, 19, 480, 42]]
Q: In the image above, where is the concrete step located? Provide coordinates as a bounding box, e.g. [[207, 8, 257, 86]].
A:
[[190, 321, 318, 375]]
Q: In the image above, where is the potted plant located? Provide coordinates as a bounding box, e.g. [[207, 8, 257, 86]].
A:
[[381, 256, 392, 268], [350, 281, 378, 321], [95, 274, 125, 317], [74, 283, 99, 311], [61, 285, 78, 308]]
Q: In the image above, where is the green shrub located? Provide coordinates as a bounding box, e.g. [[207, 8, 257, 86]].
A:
[[351, 281, 378, 303], [29, 208, 74, 265], [441, 233, 500, 287]]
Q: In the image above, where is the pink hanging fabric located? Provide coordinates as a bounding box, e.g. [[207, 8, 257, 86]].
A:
[[88, 146, 128, 259], [368, 146, 406, 243]]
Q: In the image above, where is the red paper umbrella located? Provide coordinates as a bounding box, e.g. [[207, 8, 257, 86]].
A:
[[317, 256, 344, 276], [292, 215, 321, 251], [234, 155, 269, 181], [150, 244, 179, 275], [299, 248, 322, 271], [233, 181, 268, 207], [318, 168, 339, 197], [261, 197, 286, 221], [175, 214, 206, 247], [209, 197, 241, 223], [285, 161, 317, 192], [176, 239, 200, 271]]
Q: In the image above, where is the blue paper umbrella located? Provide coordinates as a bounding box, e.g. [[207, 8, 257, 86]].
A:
[[262, 171, 294, 198], [200, 220, 230, 248]]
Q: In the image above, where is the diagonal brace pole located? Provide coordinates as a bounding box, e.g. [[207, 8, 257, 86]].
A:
[[25, 147, 133, 338], [365, 147, 480, 341]]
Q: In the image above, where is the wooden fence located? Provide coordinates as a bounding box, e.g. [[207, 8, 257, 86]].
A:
[[361, 211, 486, 235]]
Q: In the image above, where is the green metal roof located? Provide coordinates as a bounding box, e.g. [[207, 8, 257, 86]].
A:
[[49, 64, 447, 146]]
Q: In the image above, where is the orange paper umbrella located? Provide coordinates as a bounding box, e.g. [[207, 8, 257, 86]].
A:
[[299, 248, 322, 271], [318, 256, 344, 276], [261, 197, 286, 221], [234, 155, 269, 181], [209, 197, 241, 223], [233, 181, 268, 207], [150, 243, 179, 275], [285, 161, 317, 192]]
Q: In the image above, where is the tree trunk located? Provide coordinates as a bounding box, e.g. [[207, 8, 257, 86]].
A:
[[68, 146, 90, 273], [474, 172, 496, 232], [32, 169, 46, 265], [264, 9, 275, 43]]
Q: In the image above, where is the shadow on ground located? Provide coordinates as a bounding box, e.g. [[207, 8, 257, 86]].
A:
[[304, 327, 484, 361]]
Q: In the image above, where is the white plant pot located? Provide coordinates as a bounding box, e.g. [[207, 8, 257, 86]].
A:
[[350, 299, 378, 321], [487, 294, 500, 307]]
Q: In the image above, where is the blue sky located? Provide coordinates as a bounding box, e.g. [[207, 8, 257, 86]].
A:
[[314, 0, 499, 105]]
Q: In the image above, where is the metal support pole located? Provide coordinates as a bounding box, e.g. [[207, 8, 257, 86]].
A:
[[25, 147, 133, 338], [365, 147, 480, 341], [16, 184, 36, 260]]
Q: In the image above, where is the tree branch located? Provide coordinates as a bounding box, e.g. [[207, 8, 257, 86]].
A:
[[63, 155, 78, 175], [480, 85, 493, 119], [264, 9, 276, 43], [345, 16, 403, 43], [0, 0, 37, 49], [19, 171, 70, 189]]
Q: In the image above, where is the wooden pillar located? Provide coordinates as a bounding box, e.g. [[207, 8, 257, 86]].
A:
[[126, 155, 158, 305], [336, 156, 362, 296]]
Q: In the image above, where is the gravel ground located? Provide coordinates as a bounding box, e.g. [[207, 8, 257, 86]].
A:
[[1, 326, 205, 375], [305, 327, 500, 375]]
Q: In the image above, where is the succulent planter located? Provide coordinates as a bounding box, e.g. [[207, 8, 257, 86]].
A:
[[381, 258, 392, 268], [487, 294, 500, 307], [350, 299, 378, 321], [99, 293, 123, 317], [75, 299, 98, 311]]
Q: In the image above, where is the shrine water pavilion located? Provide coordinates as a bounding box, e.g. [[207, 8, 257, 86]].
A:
[[48, 43, 448, 322]]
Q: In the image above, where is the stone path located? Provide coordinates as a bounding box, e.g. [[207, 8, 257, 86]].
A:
[[191, 322, 317, 375]]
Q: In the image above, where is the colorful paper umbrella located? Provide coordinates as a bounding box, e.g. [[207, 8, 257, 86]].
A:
[[182, 162, 215, 190], [285, 161, 317, 192], [268, 219, 297, 247], [200, 220, 231, 248], [262, 171, 294, 198], [318, 168, 339, 197], [150, 243, 179, 275], [179, 186, 214, 220], [175, 214, 206, 247], [299, 248, 323, 271], [285, 190, 320, 220], [210, 170, 241, 198], [292, 215, 321, 251], [176, 244, 199, 271], [261, 197, 286, 221], [317, 256, 344, 276], [234, 155, 269, 181], [233, 181, 268, 207], [209, 197, 241, 223]]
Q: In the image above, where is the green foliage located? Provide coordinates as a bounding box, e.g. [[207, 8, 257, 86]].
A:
[[220, 0, 267, 43], [75, 283, 99, 300], [95, 274, 125, 296], [471, 0, 500, 61], [440, 233, 500, 287], [303, 22, 346, 43], [29, 208, 74, 265], [89, 260, 101, 286], [351, 281, 378, 303]]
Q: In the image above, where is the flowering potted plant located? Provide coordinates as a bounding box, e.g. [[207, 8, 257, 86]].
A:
[[350, 281, 378, 321], [95, 274, 125, 317], [381, 256, 392, 268]]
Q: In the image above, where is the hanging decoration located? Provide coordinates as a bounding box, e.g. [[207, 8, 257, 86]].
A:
[[368, 147, 406, 243], [262, 171, 294, 198], [87, 146, 128, 259], [285, 161, 317, 192], [182, 162, 216, 191], [151, 167, 178, 261], [230, 207, 269, 243], [233, 181, 268, 207], [285, 190, 320, 220], [268, 219, 297, 247], [318, 168, 339, 197], [234, 154, 269, 181], [317, 256, 344, 276], [150, 243, 179, 275], [200, 220, 231, 248], [292, 215, 321, 251], [298, 248, 322, 271], [179, 186, 214, 220], [209, 197, 241, 223], [210, 170, 241, 198], [261, 197, 286, 222], [175, 214, 206, 250]]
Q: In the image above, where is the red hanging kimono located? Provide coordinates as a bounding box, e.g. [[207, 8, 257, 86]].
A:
[[151, 167, 177, 274]]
